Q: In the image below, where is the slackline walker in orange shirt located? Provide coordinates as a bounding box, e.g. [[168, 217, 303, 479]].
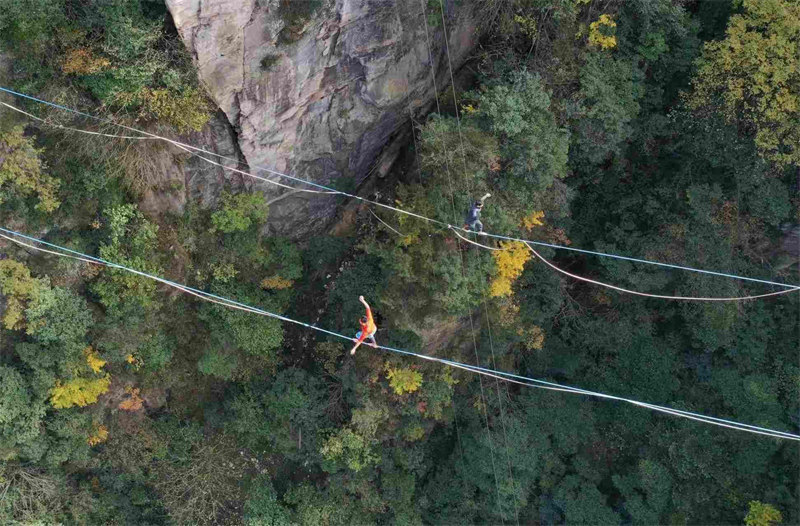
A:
[[350, 295, 377, 355]]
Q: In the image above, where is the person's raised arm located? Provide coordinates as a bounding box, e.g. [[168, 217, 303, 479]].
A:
[[359, 295, 369, 309]]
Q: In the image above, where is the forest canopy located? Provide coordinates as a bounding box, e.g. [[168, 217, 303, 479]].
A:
[[0, 0, 797, 524]]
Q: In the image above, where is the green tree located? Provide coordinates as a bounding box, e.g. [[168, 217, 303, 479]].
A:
[[386, 366, 423, 395], [321, 428, 379, 473], [243, 475, 291, 526], [95, 317, 173, 371], [0, 125, 60, 213], [283, 481, 377, 526], [569, 52, 644, 168], [93, 204, 163, 315], [25, 286, 92, 351], [199, 281, 283, 360], [197, 344, 240, 381], [210, 192, 269, 234], [613, 460, 673, 524], [615, 0, 701, 111], [0, 366, 47, 459], [0, 259, 47, 330], [553, 475, 620, 524], [0, 0, 65, 54], [473, 71, 569, 193], [227, 369, 328, 458]]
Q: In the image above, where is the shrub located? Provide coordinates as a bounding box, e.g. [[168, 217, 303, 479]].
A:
[[210, 192, 269, 234], [137, 87, 212, 133], [61, 48, 110, 75], [260, 53, 281, 71], [277, 0, 322, 44]]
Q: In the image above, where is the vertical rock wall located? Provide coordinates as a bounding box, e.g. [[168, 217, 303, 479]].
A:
[[166, 0, 480, 236]]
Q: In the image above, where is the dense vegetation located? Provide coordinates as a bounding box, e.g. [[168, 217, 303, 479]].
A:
[[0, 0, 797, 524]]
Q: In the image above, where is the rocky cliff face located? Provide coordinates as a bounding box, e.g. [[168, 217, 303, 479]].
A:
[[166, 0, 480, 236], [140, 112, 247, 217]]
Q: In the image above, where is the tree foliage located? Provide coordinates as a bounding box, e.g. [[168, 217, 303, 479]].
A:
[[0, 126, 59, 212], [473, 71, 569, 193], [746, 501, 784, 526], [386, 366, 423, 395], [49, 375, 111, 409], [689, 0, 800, 166], [588, 14, 617, 50], [490, 241, 531, 297], [0, 0, 798, 524], [569, 52, 644, 168], [210, 192, 269, 234], [0, 259, 46, 330], [93, 203, 162, 315], [0, 366, 46, 458], [0, 0, 212, 132]]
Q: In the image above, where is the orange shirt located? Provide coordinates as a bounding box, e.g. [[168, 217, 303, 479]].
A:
[[358, 307, 377, 341]]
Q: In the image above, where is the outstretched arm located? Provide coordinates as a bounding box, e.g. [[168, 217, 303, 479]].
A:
[[479, 193, 491, 204], [359, 295, 369, 309]]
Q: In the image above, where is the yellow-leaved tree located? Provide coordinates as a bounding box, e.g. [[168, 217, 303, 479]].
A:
[[385, 366, 423, 395], [0, 125, 60, 212], [520, 210, 545, 230], [50, 376, 111, 409], [588, 14, 617, 50], [49, 347, 111, 409], [689, 0, 800, 166], [87, 424, 109, 446], [260, 276, 294, 290], [61, 47, 110, 75], [85, 348, 106, 374], [521, 325, 546, 351], [490, 241, 532, 297], [745, 501, 783, 526]]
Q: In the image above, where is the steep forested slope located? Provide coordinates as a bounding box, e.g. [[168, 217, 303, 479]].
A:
[[0, 0, 797, 524]]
